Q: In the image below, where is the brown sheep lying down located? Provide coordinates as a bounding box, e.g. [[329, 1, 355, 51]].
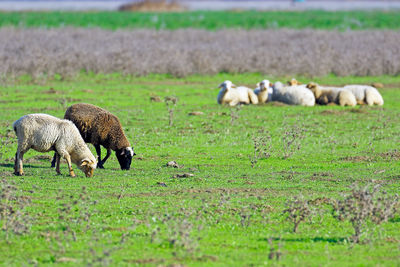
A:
[[306, 82, 357, 107], [51, 103, 135, 170]]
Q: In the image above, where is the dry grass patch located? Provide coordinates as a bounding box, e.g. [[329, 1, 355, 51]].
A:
[[1, 28, 400, 78]]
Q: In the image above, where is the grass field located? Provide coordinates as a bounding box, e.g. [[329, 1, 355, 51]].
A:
[[1, 10, 400, 30], [0, 73, 399, 266]]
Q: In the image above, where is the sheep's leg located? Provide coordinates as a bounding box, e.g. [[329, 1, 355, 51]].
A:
[[229, 100, 239, 106], [95, 144, 104, 169], [14, 153, 18, 174], [14, 148, 26, 176], [50, 152, 57, 168], [101, 148, 112, 167], [365, 90, 376, 106], [55, 153, 61, 175], [60, 152, 75, 177]]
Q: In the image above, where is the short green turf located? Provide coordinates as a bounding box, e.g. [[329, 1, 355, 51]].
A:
[[0, 73, 399, 266], [1, 10, 400, 30]]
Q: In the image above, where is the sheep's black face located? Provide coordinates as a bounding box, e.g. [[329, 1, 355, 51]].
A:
[[116, 147, 135, 170]]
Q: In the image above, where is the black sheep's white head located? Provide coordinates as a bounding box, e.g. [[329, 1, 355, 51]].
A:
[[116, 147, 135, 170], [218, 80, 236, 92], [256, 80, 271, 91]]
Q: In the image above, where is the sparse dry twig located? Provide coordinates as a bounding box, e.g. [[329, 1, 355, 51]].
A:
[[249, 128, 272, 168], [331, 183, 399, 243], [0, 179, 32, 240], [164, 96, 178, 126]]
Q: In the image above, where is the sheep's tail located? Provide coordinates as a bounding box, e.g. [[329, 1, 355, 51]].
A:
[[12, 120, 18, 134], [338, 91, 356, 107], [366, 88, 384, 106], [248, 90, 259, 104]]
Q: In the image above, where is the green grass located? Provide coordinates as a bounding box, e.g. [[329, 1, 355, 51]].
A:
[[0, 73, 400, 266], [1, 10, 400, 30]]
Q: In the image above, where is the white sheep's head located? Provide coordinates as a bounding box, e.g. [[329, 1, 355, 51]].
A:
[[79, 158, 97, 178], [288, 78, 301, 86], [273, 81, 284, 90], [257, 80, 271, 91], [218, 80, 236, 91]]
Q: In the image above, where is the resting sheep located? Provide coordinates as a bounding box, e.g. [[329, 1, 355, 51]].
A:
[[306, 82, 357, 106], [287, 78, 302, 86], [51, 103, 135, 170], [271, 82, 315, 106], [343, 85, 384, 106], [254, 80, 273, 103], [217, 80, 259, 106], [13, 113, 97, 177]]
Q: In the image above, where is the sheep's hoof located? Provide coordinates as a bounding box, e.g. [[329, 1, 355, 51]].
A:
[[69, 171, 76, 178], [14, 171, 24, 176]]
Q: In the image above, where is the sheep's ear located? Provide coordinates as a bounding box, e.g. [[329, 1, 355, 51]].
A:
[[120, 150, 125, 156], [256, 82, 260, 87], [231, 84, 236, 88], [306, 82, 315, 89], [218, 83, 223, 88], [80, 159, 90, 166], [269, 82, 273, 87], [126, 147, 134, 157]]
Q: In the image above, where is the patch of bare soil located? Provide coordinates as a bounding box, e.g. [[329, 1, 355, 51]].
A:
[[25, 155, 52, 163], [342, 150, 400, 163], [119, 0, 186, 12], [124, 258, 165, 264], [150, 95, 162, 102], [340, 155, 372, 162], [43, 88, 61, 94], [173, 173, 194, 178], [188, 111, 204, 116], [268, 101, 288, 107], [309, 172, 337, 182], [320, 108, 369, 116], [381, 83, 400, 89], [379, 150, 400, 160]]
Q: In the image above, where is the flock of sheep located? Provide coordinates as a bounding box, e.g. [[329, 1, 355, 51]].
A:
[[217, 79, 384, 107], [12, 79, 384, 177], [13, 103, 135, 178]]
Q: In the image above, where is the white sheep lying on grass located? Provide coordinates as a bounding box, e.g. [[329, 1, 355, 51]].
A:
[[254, 80, 273, 103], [343, 85, 384, 106], [217, 80, 258, 106], [306, 82, 357, 106], [271, 82, 315, 106], [13, 113, 97, 177]]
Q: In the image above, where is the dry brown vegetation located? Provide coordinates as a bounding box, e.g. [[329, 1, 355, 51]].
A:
[[1, 28, 400, 78], [119, 0, 186, 12]]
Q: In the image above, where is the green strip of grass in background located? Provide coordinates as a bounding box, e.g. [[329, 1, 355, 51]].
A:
[[0, 10, 400, 30]]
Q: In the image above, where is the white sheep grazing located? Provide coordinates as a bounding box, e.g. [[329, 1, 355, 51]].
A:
[[271, 82, 315, 106], [217, 80, 259, 106], [343, 85, 384, 106], [13, 113, 97, 177], [254, 80, 273, 103], [306, 82, 357, 107]]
